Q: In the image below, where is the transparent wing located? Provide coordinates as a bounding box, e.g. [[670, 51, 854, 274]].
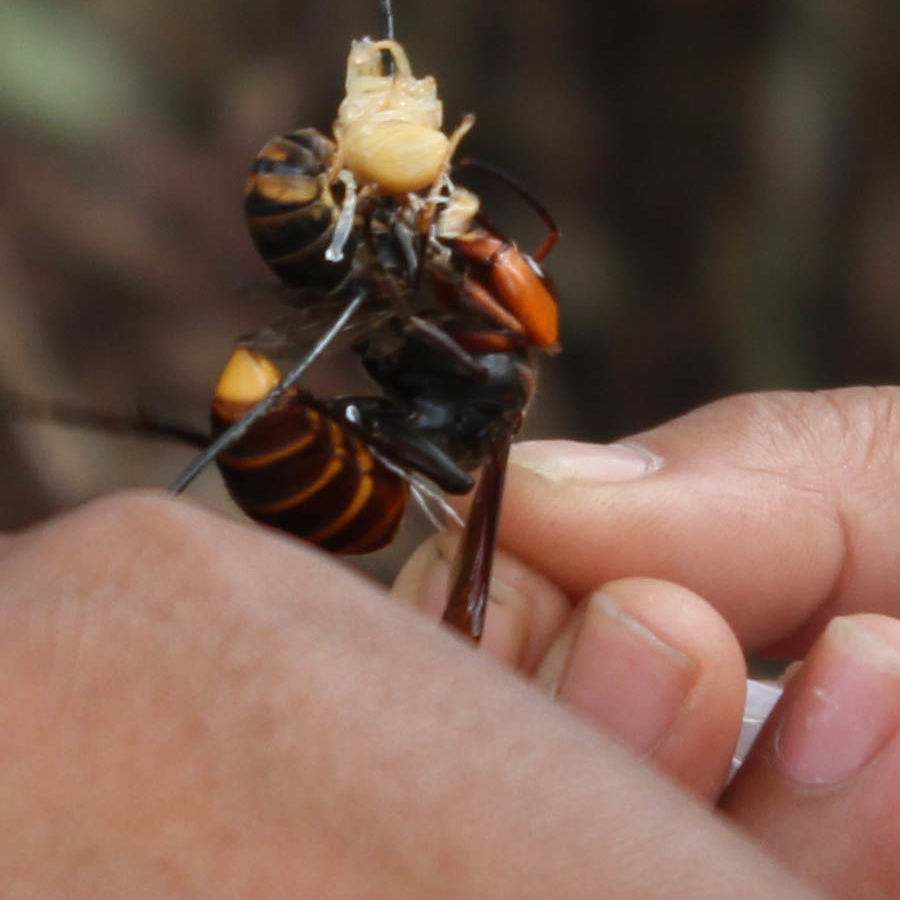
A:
[[235, 285, 398, 362]]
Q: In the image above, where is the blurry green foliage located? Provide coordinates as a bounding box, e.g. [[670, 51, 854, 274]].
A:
[[0, 1, 151, 142]]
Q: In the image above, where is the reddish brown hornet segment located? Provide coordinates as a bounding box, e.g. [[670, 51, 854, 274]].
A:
[[212, 349, 408, 554], [172, 37, 561, 641]]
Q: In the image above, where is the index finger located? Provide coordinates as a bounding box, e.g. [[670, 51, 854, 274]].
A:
[[498, 388, 900, 655]]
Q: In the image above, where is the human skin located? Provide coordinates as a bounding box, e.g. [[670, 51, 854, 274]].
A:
[[396, 386, 900, 897], [0, 494, 808, 898], [3, 386, 900, 896]]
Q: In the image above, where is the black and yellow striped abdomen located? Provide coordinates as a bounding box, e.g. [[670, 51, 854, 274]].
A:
[[243, 128, 356, 291], [211, 350, 408, 554]]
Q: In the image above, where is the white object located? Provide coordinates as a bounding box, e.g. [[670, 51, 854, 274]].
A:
[[731, 679, 783, 779]]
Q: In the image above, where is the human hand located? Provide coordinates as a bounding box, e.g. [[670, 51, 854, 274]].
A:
[[0, 491, 811, 898], [395, 386, 900, 897]]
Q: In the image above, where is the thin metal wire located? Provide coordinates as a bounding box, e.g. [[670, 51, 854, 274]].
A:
[[168, 291, 366, 495], [378, 0, 395, 40], [170, 0, 394, 496]]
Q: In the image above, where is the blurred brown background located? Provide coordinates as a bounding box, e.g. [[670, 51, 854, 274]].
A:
[[2, 0, 900, 578]]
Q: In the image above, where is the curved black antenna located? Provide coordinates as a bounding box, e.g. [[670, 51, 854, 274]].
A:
[[168, 290, 366, 495], [378, 0, 395, 40], [457, 157, 560, 261]]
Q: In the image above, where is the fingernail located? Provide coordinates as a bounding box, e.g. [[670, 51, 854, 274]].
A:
[[510, 440, 662, 484], [775, 617, 900, 785], [393, 534, 539, 667], [551, 592, 698, 754], [391, 537, 449, 619]]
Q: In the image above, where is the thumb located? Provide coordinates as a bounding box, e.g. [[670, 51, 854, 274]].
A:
[[500, 387, 900, 655]]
